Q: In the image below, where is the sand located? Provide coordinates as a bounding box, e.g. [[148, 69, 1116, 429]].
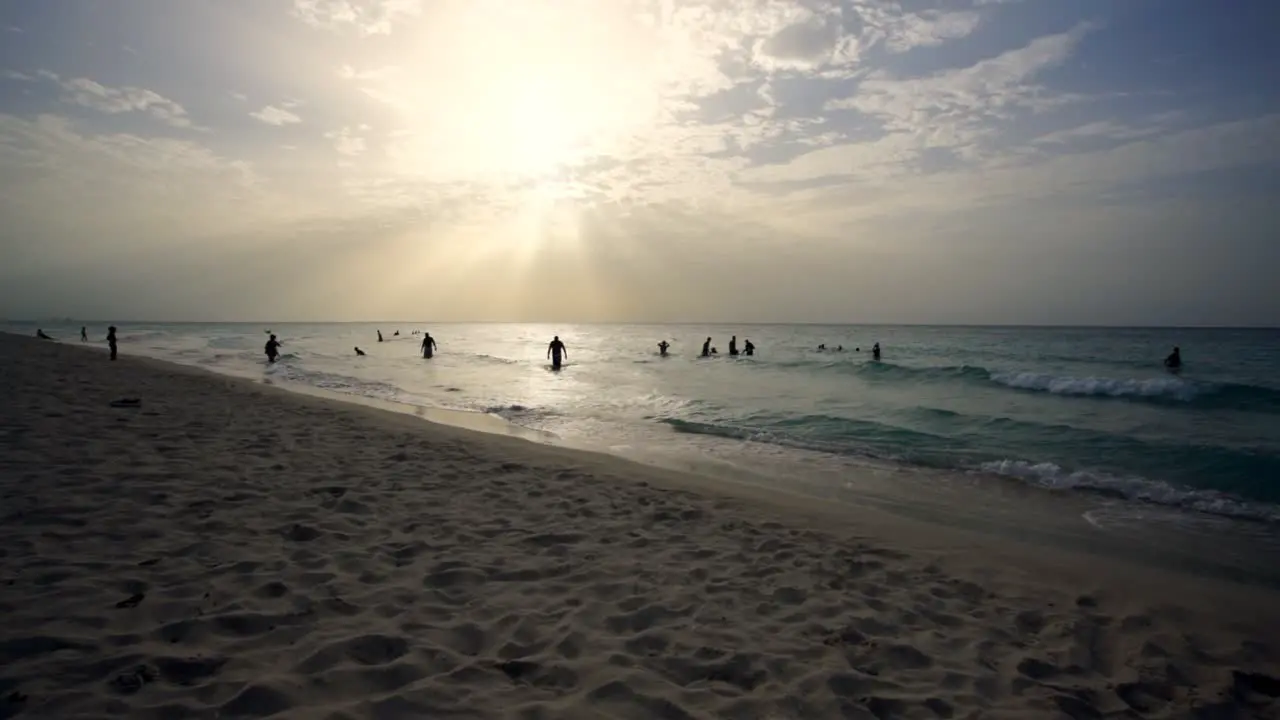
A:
[[1, 332, 1278, 720]]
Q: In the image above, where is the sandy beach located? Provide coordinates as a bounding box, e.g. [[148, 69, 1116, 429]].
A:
[[1, 332, 1278, 720]]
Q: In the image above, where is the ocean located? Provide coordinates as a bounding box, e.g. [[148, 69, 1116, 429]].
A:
[[13, 321, 1280, 551]]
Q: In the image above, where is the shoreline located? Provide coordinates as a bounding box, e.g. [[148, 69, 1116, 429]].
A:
[[2, 332, 1279, 717], [23, 332, 1280, 590]]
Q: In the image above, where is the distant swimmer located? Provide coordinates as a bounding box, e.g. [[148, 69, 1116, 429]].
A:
[[711, 347, 719, 355], [421, 332, 437, 359], [1164, 346, 1181, 370], [264, 334, 282, 363], [743, 339, 755, 356], [80, 326, 88, 342], [701, 337, 712, 358], [729, 335, 739, 356], [394, 330, 400, 337], [355, 346, 366, 356], [817, 343, 826, 351], [107, 326, 118, 361], [836, 345, 843, 352], [658, 340, 670, 357], [872, 342, 881, 361], [547, 335, 567, 370], [36, 329, 52, 340], [377, 330, 384, 343]]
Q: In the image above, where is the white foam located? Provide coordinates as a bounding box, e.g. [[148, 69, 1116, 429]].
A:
[[978, 459, 1280, 524], [989, 371, 1200, 401]]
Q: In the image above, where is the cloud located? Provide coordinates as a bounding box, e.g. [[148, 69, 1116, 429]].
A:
[[291, 0, 421, 36], [3, 70, 36, 82], [250, 105, 302, 126], [882, 11, 981, 53], [325, 126, 367, 156], [32, 72, 196, 128]]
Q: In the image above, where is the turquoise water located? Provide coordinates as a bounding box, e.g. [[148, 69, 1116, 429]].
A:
[[15, 322, 1280, 527]]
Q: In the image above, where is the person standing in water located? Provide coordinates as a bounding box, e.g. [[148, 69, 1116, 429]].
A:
[[1164, 346, 1181, 370], [743, 339, 755, 356], [377, 330, 384, 343], [264, 334, 282, 363], [421, 332, 437, 359], [547, 335, 567, 370], [80, 326, 88, 342], [658, 340, 670, 357], [728, 336, 738, 356], [355, 347, 366, 356], [107, 326, 118, 361], [701, 337, 712, 357], [871, 342, 881, 361]]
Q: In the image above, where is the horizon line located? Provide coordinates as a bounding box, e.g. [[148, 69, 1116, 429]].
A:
[[4, 319, 1278, 331]]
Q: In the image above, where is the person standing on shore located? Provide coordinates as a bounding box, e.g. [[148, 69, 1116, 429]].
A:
[[107, 326, 118, 361], [547, 335, 567, 370], [80, 326, 87, 342]]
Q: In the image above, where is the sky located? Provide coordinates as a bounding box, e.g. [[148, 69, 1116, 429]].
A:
[[1, 0, 1278, 325]]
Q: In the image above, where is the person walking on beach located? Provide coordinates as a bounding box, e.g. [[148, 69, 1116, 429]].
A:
[[547, 335, 567, 370], [80, 326, 88, 342], [107, 326, 118, 361], [421, 332, 437, 359], [264, 334, 282, 363]]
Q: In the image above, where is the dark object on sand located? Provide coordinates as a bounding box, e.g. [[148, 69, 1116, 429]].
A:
[[109, 398, 142, 408]]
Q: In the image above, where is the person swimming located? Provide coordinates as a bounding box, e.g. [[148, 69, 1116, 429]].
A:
[[658, 340, 670, 357], [701, 337, 712, 358], [728, 336, 738, 356], [264, 334, 281, 363], [355, 347, 366, 356], [1164, 346, 1181, 369], [421, 332, 437, 359], [872, 342, 881, 361], [743, 339, 755, 356], [836, 345, 843, 352], [547, 335, 567, 370], [817, 343, 826, 351]]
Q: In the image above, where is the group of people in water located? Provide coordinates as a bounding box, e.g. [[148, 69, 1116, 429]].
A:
[[31, 326, 1185, 377]]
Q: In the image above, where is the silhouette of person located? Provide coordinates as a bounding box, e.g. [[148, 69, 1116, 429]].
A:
[[729, 335, 739, 356], [701, 337, 711, 358], [80, 326, 88, 342], [872, 342, 881, 361], [836, 345, 843, 352], [547, 335, 567, 370], [421, 332, 437, 359], [355, 347, 366, 356], [818, 343, 826, 351], [658, 340, 670, 357], [394, 330, 400, 336], [377, 330, 384, 343], [743, 339, 755, 356], [1164, 346, 1181, 370], [36, 329, 51, 340], [264, 334, 281, 363], [107, 326, 118, 361]]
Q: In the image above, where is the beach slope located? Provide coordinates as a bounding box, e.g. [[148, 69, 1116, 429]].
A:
[[1, 333, 1277, 719]]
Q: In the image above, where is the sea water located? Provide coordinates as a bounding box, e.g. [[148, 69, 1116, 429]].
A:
[[15, 322, 1280, 542]]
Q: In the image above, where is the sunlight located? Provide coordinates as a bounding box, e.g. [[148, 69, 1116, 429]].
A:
[[376, 1, 666, 183]]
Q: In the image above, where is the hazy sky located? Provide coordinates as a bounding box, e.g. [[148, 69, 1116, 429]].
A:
[[1, 0, 1277, 325]]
